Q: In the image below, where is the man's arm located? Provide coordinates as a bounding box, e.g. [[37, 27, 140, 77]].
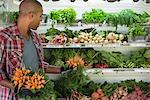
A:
[[37, 33, 61, 74], [0, 80, 13, 89], [0, 35, 13, 89], [42, 61, 61, 73]]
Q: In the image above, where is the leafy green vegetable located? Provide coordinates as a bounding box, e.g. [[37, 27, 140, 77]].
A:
[[82, 9, 106, 23], [128, 24, 146, 39], [101, 82, 118, 97], [78, 81, 102, 96], [49, 8, 76, 27], [118, 9, 141, 27], [139, 12, 150, 23], [45, 28, 61, 36], [130, 48, 150, 68], [100, 51, 128, 68], [144, 49, 150, 58], [81, 49, 99, 65], [119, 80, 136, 93], [54, 67, 90, 97], [45, 36, 54, 41], [137, 81, 150, 94], [1, 11, 19, 23], [105, 13, 119, 30]]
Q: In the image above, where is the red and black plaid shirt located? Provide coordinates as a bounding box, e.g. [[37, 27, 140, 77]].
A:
[[0, 23, 48, 100]]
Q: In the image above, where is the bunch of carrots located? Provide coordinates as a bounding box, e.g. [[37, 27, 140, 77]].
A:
[[66, 55, 88, 68], [12, 68, 46, 91], [24, 73, 46, 89]]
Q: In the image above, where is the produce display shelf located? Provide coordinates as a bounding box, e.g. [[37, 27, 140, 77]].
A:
[[85, 68, 150, 73], [84, 68, 150, 83], [42, 42, 150, 48]]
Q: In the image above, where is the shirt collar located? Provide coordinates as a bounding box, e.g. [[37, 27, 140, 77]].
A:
[[11, 22, 34, 38], [11, 22, 20, 36]]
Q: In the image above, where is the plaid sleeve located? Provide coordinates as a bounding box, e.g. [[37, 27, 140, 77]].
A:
[[0, 33, 7, 81], [41, 61, 49, 69], [0, 73, 6, 81]]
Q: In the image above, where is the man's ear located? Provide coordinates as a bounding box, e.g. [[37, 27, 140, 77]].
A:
[[28, 12, 34, 19]]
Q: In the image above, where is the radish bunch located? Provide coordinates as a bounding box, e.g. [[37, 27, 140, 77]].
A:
[[91, 89, 109, 100], [110, 87, 128, 100], [50, 35, 67, 45], [127, 86, 149, 100], [94, 63, 109, 69]]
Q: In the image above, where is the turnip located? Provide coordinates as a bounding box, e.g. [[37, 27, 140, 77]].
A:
[[104, 40, 109, 44], [93, 37, 97, 41], [112, 39, 116, 43], [78, 35, 82, 38], [83, 36, 88, 40], [117, 40, 122, 43], [115, 34, 119, 40], [107, 32, 116, 40], [98, 36, 102, 39], [119, 34, 124, 40], [96, 37, 101, 41], [89, 32, 93, 36], [95, 34, 99, 37], [92, 41, 95, 44], [89, 41, 92, 44], [95, 40, 99, 43], [79, 32, 85, 35], [84, 41, 88, 44], [89, 36, 93, 39], [80, 39, 84, 43], [123, 41, 127, 44], [73, 37, 78, 43], [69, 38, 73, 43]]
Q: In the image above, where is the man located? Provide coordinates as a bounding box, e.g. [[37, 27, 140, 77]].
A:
[[0, 0, 60, 99]]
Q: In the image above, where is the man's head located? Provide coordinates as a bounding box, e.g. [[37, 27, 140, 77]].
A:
[[19, 0, 43, 30]]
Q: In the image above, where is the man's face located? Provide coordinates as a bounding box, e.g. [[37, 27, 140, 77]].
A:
[[30, 9, 43, 30]]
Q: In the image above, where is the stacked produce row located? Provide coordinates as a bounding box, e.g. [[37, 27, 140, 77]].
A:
[[2, 9, 150, 44], [54, 67, 150, 99], [44, 48, 150, 69], [12, 67, 150, 100], [40, 28, 129, 45]]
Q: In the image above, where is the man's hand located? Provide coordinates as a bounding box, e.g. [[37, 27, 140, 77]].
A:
[[0, 79, 13, 89]]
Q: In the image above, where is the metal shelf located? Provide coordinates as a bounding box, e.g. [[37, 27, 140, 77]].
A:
[[46, 68, 150, 82], [84, 68, 150, 83], [42, 42, 150, 49]]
